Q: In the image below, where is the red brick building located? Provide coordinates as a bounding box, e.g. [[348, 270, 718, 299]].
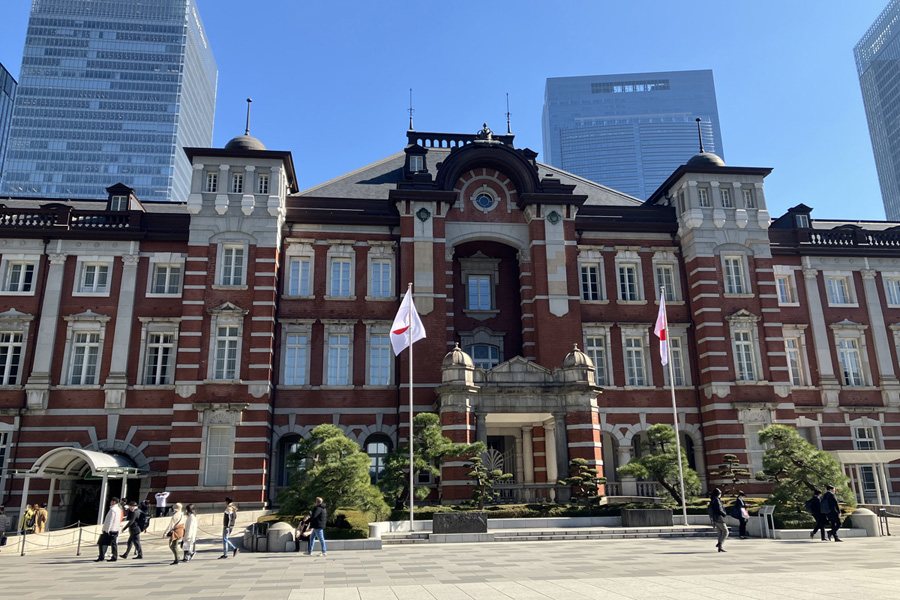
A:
[[1, 125, 898, 526]]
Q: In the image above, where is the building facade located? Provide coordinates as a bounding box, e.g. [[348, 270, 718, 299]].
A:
[[0, 0, 217, 203], [1, 125, 899, 528], [856, 0, 900, 220], [542, 70, 724, 200], [0, 62, 16, 181]]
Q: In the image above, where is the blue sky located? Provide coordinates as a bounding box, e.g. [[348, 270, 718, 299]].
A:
[[0, 1, 891, 220]]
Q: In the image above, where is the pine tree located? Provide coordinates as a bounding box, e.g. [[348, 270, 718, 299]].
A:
[[710, 453, 752, 497], [617, 424, 701, 505], [466, 455, 513, 510], [561, 458, 607, 506]]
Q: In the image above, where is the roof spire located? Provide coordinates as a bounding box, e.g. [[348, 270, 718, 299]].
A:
[[408, 88, 415, 131], [244, 98, 253, 136], [695, 117, 704, 153], [506, 92, 512, 134]]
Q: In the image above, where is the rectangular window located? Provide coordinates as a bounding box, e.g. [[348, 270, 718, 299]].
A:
[[795, 214, 810, 228], [151, 264, 182, 295], [144, 333, 174, 385], [0, 332, 23, 385], [618, 264, 639, 301], [698, 187, 710, 207], [369, 334, 391, 385], [580, 264, 601, 301], [724, 257, 746, 294], [257, 173, 269, 194], [204, 426, 231, 487], [288, 257, 310, 296], [720, 187, 732, 208], [331, 258, 352, 297], [467, 275, 491, 310], [827, 276, 852, 304], [734, 330, 756, 381], [220, 245, 245, 286], [743, 188, 755, 208], [663, 337, 685, 386], [70, 332, 100, 385], [785, 338, 806, 386], [213, 325, 239, 380], [585, 336, 607, 385], [776, 275, 794, 304], [231, 173, 243, 194], [110, 195, 128, 211], [655, 265, 676, 302], [371, 259, 392, 298], [854, 426, 877, 451], [838, 338, 864, 386], [284, 333, 308, 385], [409, 155, 424, 172], [4, 262, 34, 292], [80, 263, 109, 293], [205, 172, 218, 193], [746, 423, 766, 473], [886, 278, 900, 305], [327, 334, 350, 385], [624, 336, 645, 386]]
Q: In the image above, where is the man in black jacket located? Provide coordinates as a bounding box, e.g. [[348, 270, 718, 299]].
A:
[[821, 485, 842, 542], [304, 497, 327, 556], [806, 490, 827, 541], [120, 501, 144, 559], [708, 489, 728, 552]]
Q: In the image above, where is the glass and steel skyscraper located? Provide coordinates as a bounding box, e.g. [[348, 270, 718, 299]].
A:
[[856, 0, 900, 220], [0, 0, 217, 203], [542, 70, 724, 199], [0, 63, 17, 182]]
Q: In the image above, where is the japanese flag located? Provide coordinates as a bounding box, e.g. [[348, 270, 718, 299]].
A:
[[653, 290, 668, 366], [390, 288, 426, 356]]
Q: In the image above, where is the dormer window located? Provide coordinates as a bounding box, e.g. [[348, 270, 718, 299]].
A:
[[409, 155, 424, 172], [795, 214, 810, 228], [110, 195, 128, 211]]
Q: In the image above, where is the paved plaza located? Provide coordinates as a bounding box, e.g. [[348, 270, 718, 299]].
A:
[[1, 533, 898, 599]]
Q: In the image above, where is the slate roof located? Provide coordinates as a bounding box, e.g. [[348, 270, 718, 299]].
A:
[[296, 148, 642, 207]]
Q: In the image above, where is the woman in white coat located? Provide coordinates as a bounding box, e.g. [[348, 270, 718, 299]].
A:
[[181, 504, 198, 562]]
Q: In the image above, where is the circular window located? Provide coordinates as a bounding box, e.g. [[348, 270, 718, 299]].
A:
[[475, 192, 494, 210]]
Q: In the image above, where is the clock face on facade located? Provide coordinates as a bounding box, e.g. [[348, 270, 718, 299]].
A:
[[475, 192, 494, 210]]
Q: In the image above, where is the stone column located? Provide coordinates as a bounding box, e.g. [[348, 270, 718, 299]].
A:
[[545, 421, 558, 484], [618, 445, 636, 495], [861, 270, 900, 406], [475, 412, 487, 445], [522, 426, 534, 484], [104, 254, 139, 409], [803, 269, 840, 407], [878, 463, 892, 504], [554, 412, 569, 480], [242, 165, 256, 215], [514, 433, 524, 484], [25, 253, 67, 409], [215, 164, 230, 214]]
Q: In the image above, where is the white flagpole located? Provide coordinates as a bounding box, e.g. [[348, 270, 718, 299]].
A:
[[662, 286, 689, 527], [407, 283, 415, 533]]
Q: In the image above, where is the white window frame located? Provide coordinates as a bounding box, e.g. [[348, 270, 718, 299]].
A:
[[197, 408, 241, 489], [662, 327, 690, 387], [205, 171, 218, 193], [459, 254, 500, 318], [135, 317, 180, 387], [60, 311, 110, 387], [146, 252, 185, 297], [853, 425, 879, 451], [742, 188, 756, 208], [774, 267, 799, 306], [883, 273, 900, 307], [323, 320, 354, 388], [620, 325, 650, 387], [109, 195, 128, 211], [459, 327, 505, 370], [73, 257, 113, 296], [206, 303, 247, 382], [722, 255, 749, 296], [0, 332, 24, 386], [325, 244, 356, 300], [366, 243, 395, 300], [745, 423, 768, 473], [720, 187, 733, 208], [285, 242, 315, 298], [783, 326, 811, 387], [583, 331, 610, 386], [215, 242, 248, 288], [651, 251, 681, 302], [0, 425, 12, 498], [257, 172, 270, 195], [698, 187, 711, 208], [231, 172, 244, 194], [825, 272, 857, 307], [409, 155, 424, 172], [281, 320, 313, 387], [830, 321, 871, 388], [578, 249, 606, 303], [0, 309, 33, 387], [365, 321, 393, 386], [1, 255, 39, 295], [727, 311, 762, 383], [614, 250, 644, 303]]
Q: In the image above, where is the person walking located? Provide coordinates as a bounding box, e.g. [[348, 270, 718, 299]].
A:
[[20, 504, 35, 535], [0, 506, 10, 552], [181, 504, 198, 562], [806, 489, 827, 541], [305, 497, 327, 557], [34, 503, 49, 534], [163, 503, 185, 565], [120, 501, 145, 559], [96, 497, 123, 562], [822, 484, 843, 542], [730, 491, 749, 539], [154, 490, 171, 518], [219, 499, 239, 559], [708, 489, 729, 552]]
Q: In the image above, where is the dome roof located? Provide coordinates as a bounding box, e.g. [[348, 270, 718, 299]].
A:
[[442, 343, 474, 368], [562, 343, 594, 369], [686, 151, 725, 167], [224, 134, 266, 151]]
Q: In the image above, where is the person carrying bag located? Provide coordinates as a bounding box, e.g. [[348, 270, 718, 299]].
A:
[[163, 503, 185, 565]]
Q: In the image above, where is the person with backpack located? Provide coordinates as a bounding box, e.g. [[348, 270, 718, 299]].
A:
[[806, 489, 827, 541], [821, 484, 842, 542], [120, 501, 146, 559], [729, 491, 749, 539], [20, 504, 36, 534], [708, 488, 728, 552]]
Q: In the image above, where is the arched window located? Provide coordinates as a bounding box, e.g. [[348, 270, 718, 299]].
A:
[[465, 344, 500, 369], [278, 434, 303, 487], [364, 434, 393, 483]]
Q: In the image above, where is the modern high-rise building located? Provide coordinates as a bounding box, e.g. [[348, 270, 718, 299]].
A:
[[0, 0, 217, 203], [0, 62, 16, 181], [542, 70, 724, 199], [856, 0, 900, 220]]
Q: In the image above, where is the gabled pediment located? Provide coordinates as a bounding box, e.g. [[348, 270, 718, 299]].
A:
[[208, 302, 248, 316], [726, 308, 759, 322], [480, 356, 553, 385]]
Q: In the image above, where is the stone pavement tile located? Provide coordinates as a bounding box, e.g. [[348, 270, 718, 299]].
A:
[[516, 579, 593, 599], [454, 582, 516, 599], [288, 589, 323, 600], [357, 586, 399, 600], [391, 584, 442, 600], [321, 588, 362, 600], [485, 581, 554, 600], [420, 583, 477, 600], [544, 579, 633, 600]]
